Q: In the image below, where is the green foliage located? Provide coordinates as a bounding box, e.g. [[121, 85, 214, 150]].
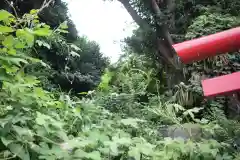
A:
[[0, 0, 109, 94], [0, 0, 239, 159]]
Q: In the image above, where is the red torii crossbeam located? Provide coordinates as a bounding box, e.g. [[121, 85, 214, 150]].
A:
[[201, 72, 240, 98], [173, 27, 240, 98], [173, 27, 240, 64]]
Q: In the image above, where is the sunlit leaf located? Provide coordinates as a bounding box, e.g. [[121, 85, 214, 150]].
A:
[[0, 25, 14, 33], [2, 35, 14, 48], [7, 48, 16, 55], [16, 29, 34, 46], [30, 9, 38, 15], [34, 28, 52, 36], [59, 21, 68, 29], [15, 41, 26, 49], [0, 10, 14, 21]]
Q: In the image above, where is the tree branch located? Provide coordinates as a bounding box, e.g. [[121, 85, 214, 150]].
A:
[[4, 0, 19, 18], [118, 0, 151, 31], [38, 0, 55, 14], [151, 0, 177, 63]]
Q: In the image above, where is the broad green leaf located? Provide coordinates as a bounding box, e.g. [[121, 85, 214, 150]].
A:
[[85, 151, 101, 160], [135, 143, 155, 156], [56, 131, 69, 141], [2, 35, 14, 48], [34, 28, 52, 36], [74, 149, 87, 158], [1, 137, 14, 146], [0, 34, 5, 40], [0, 25, 14, 33], [7, 48, 16, 55], [8, 143, 30, 160], [112, 137, 132, 146], [128, 147, 141, 160], [88, 130, 109, 142], [109, 143, 118, 156], [16, 29, 34, 46], [34, 87, 45, 97], [12, 125, 33, 138], [15, 41, 26, 49], [98, 147, 109, 155], [36, 112, 48, 125], [0, 115, 14, 128], [0, 10, 14, 21]]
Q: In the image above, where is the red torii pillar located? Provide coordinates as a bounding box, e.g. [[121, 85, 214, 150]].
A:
[[172, 27, 240, 98]]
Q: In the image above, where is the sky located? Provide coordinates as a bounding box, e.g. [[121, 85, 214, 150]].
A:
[[65, 0, 136, 63]]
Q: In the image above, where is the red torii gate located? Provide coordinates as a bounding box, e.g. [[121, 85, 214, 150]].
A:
[[172, 27, 240, 98]]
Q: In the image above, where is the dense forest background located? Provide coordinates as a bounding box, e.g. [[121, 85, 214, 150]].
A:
[[0, 0, 239, 159]]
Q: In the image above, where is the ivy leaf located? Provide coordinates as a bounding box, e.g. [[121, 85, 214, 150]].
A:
[[0, 25, 14, 33], [8, 143, 30, 160]]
